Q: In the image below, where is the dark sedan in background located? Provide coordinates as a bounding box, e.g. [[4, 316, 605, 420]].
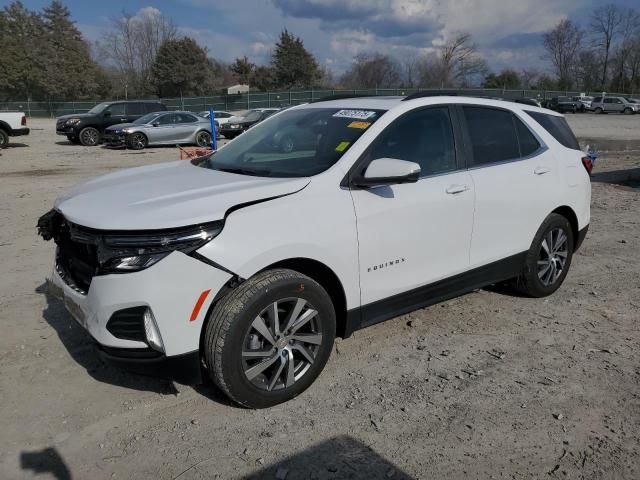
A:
[[219, 108, 279, 139]]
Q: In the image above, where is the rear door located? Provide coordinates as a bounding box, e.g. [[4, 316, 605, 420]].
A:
[[173, 113, 200, 142], [350, 105, 475, 308], [459, 105, 560, 268]]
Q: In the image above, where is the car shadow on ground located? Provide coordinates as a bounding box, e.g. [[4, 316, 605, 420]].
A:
[[592, 167, 640, 190], [20, 446, 71, 480], [3, 143, 29, 148], [36, 282, 180, 395], [238, 435, 414, 480]]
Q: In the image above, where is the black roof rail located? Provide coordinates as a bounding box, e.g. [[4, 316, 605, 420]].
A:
[[310, 93, 378, 103], [402, 90, 461, 101]]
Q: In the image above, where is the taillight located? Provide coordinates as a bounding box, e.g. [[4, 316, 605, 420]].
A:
[[21, 115, 27, 126], [581, 156, 593, 176]]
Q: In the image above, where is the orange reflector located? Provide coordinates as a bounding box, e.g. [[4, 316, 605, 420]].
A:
[[190, 289, 211, 322]]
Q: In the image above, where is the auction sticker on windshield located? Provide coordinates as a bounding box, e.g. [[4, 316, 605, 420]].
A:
[[333, 110, 377, 120]]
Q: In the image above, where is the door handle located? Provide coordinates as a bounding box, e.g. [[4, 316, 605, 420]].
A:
[[534, 167, 550, 175], [446, 184, 470, 194]]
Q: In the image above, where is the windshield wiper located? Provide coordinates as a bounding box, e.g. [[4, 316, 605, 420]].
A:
[[216, 166, 272, 177]]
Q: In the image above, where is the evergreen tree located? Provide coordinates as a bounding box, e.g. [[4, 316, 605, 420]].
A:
[[150, 37, 216, 97], [272, 29, 321, 88], [230, 56, 254, 84], [40, 1, 103, 99]]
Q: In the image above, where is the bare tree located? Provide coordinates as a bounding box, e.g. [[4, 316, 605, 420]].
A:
[[543, 19, 583, 89], [439, 33, 488, 87], [99, 8, 177, 97], [520, 69, 540, 89], [340, 53, 401, 88], [590, 4, 625, 88]]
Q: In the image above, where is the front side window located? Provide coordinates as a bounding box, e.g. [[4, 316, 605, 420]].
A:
[[198, 107, 385, 177], [368, 106, 456, 177], [106, 103, 126, 116], [463, 106, 520, 166], [157, 114, 177, 125], [133, 113, 162, 125]]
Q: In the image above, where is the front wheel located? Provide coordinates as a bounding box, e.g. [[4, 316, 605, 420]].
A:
[[204, 269, 336, 408], [516, 213, 574, 298], [623, 107, 633, 115], [79, 127, 100, 146], [195, 130, 212, 147], [127, 132, 147, 150], [0, 129, 8, 148]]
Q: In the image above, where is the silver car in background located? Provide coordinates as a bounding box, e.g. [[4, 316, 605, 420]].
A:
[[590, 96, 638, 114], [103, 111, 213, 149]]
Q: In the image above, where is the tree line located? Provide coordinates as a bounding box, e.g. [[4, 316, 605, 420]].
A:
[[1, 1, 638, 103]]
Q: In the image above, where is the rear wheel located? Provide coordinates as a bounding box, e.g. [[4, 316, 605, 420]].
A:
[[0, 129, 8, 148], [204, 269, 336, 408], [127, 132, 147, 150], [195, 130, 212, 147], [79, 127, 100, 146], [594, 107, 603, 114], [517, 213, 574, 298]]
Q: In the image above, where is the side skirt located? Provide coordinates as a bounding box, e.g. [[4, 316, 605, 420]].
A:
[[344, 252, 526, 336]]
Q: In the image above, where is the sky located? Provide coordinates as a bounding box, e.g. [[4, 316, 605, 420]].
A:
[[5, 0, 638, 75]]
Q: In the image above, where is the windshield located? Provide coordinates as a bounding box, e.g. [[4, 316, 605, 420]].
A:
[[87, 102, 109, 114], [198, 107, 385, 178], [243, 110, 263, 122], [134, 112, 163, 124]]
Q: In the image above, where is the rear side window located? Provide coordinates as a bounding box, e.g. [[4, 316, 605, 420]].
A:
[[127, 103, 146, 115], [514, 117, 541, 157], [525, 111, 580, 150], [462, 106, 519, 166], [146, 103, 165, 113]]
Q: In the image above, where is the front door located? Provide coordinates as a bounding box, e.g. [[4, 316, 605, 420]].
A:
[[350, 106, 474, 309]]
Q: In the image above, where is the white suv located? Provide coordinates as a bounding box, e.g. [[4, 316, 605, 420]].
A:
[[38, 95, 591, 408]]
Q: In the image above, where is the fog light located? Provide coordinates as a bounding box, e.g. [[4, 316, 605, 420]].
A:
[[143, 308, 165, 353]]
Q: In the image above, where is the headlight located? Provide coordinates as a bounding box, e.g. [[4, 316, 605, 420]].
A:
[[122, 128, 134, 134], [65, 118, 81, 125], [229, 124, 240, 129], [99, 221, 223, 273]]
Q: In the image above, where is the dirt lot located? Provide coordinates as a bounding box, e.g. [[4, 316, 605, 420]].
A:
[[1, 115, 639, 480]]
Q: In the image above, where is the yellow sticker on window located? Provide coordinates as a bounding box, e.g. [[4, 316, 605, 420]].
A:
[[335, 141, 350, 152], [348, 121, 371, 129]]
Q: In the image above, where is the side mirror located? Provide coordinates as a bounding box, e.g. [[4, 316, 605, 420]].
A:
[[152, 122, 160, 127], [352, 158, 421, 188]]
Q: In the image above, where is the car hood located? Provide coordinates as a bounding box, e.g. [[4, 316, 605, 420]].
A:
[[54, 161, 310, 230], [57, 113, 96, 121], [105, 123, 137, 131]]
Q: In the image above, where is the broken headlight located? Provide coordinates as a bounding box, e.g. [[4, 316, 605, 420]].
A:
[[100, 221, 223, 273]]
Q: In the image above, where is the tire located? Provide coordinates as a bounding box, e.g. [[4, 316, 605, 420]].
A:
[[279, 135, 294, 153], [195, 130, 212, 147], [623, 107, 633, 115], [516, 213, 574, 298], [204, 268, 336, 408], [0, 129, 8, 148], [127, 132, 147, 150], [67, 135, 80, 144], [79, 127, 100, 146], [594, 107, 603, 114]]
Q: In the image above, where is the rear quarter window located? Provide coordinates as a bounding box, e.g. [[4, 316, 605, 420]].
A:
[[525, 111, 580, 150]]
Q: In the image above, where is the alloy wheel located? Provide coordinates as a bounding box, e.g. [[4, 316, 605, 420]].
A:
[[129, 133, 146, 149], [81, 128, 99, 146], [196, 131, 211, 147], [537, 227, 568, 286], [241, 298, 323, 392]]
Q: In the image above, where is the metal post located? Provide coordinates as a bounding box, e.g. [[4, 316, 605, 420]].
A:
[[247, 91, 250, 110], [209, 109, 217, 151]]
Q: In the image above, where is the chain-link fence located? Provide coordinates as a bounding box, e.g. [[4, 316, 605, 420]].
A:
[[0, 88, 632, 117]]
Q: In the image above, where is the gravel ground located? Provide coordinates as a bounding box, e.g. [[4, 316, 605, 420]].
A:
[[1, 115, 639, 480]]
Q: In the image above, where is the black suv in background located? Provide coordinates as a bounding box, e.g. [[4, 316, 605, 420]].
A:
[[542, 96, 581, 113], [56, 100, 167, 146], [219, 108, 279, 139]]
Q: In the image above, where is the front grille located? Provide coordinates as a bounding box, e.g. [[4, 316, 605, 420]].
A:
[[106, 307, 147, 342], [56, 221, 100, 294]]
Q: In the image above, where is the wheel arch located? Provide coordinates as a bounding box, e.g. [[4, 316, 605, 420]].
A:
[[551, 205, 579, 250], [0, 120, 11, 134], [199, 256, 349, 350]]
